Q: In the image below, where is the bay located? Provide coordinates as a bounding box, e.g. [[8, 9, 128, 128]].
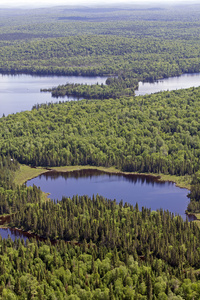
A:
[[135, 73, 200, 96], [0, 74, 108, 116]]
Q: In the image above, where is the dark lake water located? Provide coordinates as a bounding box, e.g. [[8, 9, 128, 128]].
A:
[[0, 74, 108, 116], [27, 169, 189, 220], [135, 73, 200, 96], [0, 170, 191, 241]]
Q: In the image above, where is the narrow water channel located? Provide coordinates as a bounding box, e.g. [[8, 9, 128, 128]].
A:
[[0, 228, 28, 242]]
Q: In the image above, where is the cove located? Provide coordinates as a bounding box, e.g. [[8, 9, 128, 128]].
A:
[[0, 74, 108, 116], [135, 73, 200, 96], [27, 169, 189, 220]]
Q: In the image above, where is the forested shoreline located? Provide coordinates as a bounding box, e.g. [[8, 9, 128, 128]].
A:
[[1, 87, 200, 176], [1, 158, 200, 299], [1, 5, 200, 100], [1, 4, 200, 299], [2, 197, 200, 299]]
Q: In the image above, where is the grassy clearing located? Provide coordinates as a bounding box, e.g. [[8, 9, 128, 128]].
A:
[[50, 165, 120, 173], [185, 213, 200, 227], [155, 174, 191, 190], [193, 220, 200, 228], [193, 214, 200, 227], [14, 165, 48, 185], [14, 164, 192, 190], [13, 165, 50, 203], [194, 213, 200, 220]]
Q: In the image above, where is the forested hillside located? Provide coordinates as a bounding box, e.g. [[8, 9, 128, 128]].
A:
[[0, 5, 200, 99], [1, 178, 200, 299], [1, 4, 200, 299], [0, 87, 200, 177]]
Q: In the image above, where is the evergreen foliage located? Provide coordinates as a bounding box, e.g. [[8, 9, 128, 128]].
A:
[[1, 87, 200, 176], [1, 5, 200, 298], [0, 195, 200, 299]]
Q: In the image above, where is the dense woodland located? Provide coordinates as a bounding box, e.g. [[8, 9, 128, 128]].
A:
[[1, 160, 200, 299], [1, 87, 200, 177], [2, 198, 200, 299], [0, 5, 200, 99], [1, 4, 200, 299]]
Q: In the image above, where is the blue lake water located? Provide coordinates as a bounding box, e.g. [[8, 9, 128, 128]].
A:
[[0, 74, 108, 116], [135, 73, 200, 96], [27, 170, 189, 220], [0, 72, 200, 116]]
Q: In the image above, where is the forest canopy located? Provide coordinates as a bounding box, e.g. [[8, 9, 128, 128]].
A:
[[0, 87, 200, 176], [0, 5, 200, 99], [1, 4, 200, 299]]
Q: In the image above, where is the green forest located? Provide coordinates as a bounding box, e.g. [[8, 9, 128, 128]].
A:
[[0, 5, 200, 99], [1, 3, 200, 299], [1, 87, 200, 176], [1, 159, 200, 299]]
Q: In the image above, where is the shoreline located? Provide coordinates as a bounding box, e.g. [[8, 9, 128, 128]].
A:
[[0, 224, 81, 245], [0, 165, 195, 241], [17, 164, 191, 190], [15, 164, 191, 189]]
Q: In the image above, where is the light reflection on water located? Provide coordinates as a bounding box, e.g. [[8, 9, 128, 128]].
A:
[[0, 74, 108, 116], [0, 170, 191, 241], [135, 73, 200, 96], [27, 169, 189, 220]]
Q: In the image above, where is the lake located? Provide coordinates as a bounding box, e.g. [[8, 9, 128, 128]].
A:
[[1, 72, 200, 116], [0, 74, 108, 116], [135, 73, 200, 96], [2, 169, 189, 242], [0, 72, 198, 241], [26, 169, 189, 220]]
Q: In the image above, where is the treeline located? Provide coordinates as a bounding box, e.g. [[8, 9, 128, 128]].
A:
[[0, 194, 200, 299], [186, 173, 200, 213], [9, 194, 200, 269], [0, 155, 19, 190], [1, 87, 200, 175], [1, 5, 200, 40], [0, 184, 43, 216], [0, 33, 200, 95]]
